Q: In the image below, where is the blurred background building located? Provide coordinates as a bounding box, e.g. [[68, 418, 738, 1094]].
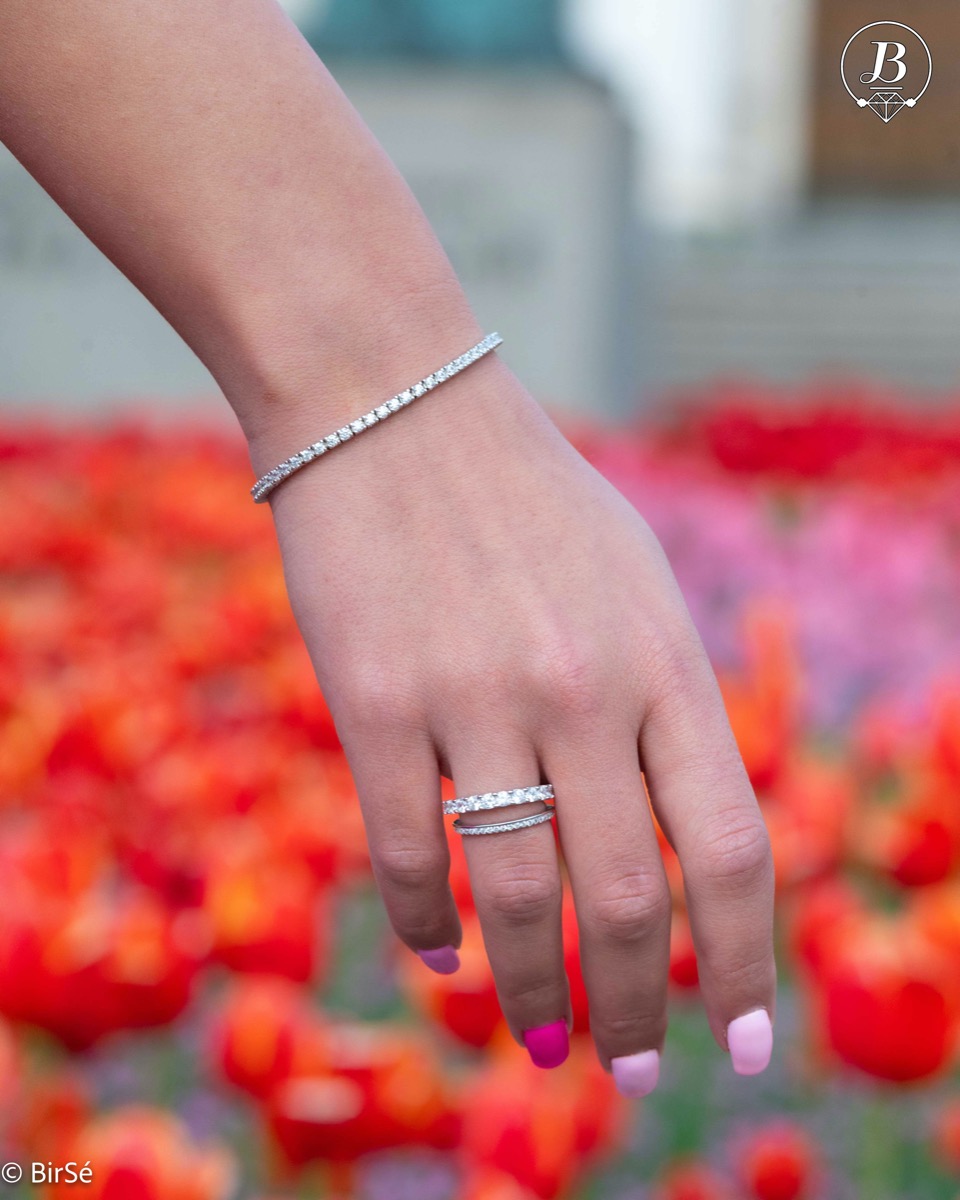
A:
[[2, 0, 959, 420]]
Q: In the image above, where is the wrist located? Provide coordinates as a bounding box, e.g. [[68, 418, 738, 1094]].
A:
[[231, 297, 520, 487], [240, 328, 558, 517], [215, 266, 487, 450]]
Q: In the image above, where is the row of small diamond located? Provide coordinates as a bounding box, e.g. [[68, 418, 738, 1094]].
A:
[[251, 332, 503, 503], [442, 784, 555, 815], [452, 809, 557, 836]]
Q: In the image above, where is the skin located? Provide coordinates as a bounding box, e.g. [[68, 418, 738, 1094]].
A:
[[0, 0, 776, 1077]]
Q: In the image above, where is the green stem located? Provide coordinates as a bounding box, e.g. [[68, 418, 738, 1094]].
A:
[[859, 1087, 901, 1200]]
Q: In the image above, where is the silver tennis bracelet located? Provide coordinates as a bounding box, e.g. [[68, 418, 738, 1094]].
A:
[[250, 331, 503, 503]]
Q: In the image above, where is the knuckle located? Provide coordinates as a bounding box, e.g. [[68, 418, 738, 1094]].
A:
[[700, 815, 773, 892], [528, 626, 606, 722], [503, 975, 564, 1016], [599, 1009, 667, 1049], [715, 943, 775, 992], [374, 844, 444, 894], [484, 874, 562, 927], [582, 871, 671, 943], [643, 624, 713, 706]]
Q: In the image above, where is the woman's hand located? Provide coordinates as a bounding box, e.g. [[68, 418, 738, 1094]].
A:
[[0, 0, 774, 1096], [248, 349, 776, 1096]]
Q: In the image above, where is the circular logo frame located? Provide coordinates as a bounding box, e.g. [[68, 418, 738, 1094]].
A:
[[840, 21, 931, 117]]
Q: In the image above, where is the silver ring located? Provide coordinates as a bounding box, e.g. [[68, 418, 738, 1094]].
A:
[[442, 785, 554, 815], [453, 809, 556, 836]]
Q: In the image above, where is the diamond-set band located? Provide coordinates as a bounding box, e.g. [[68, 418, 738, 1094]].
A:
[[442, 785, 554, 816], [250, 332, 503, 503], [453, 809, 556, 837], [443, 784, 556, 837]]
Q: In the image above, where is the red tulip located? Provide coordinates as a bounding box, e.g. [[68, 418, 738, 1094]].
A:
[[782, 876, 866, 982], [651, 1160, 736, 1200], [398, 909, 504, 1048], [561, 892, 593, 1032], [0, 886, 203, 1050], [459, 1034, 628, 1199], [266, 1021, 460, 1169], [851, 763, 960, 888], [929, 683, 960, 782], [810, 913, 960, 1083], [669, 907, 700, 990], [732, 1121, 820, 1200]]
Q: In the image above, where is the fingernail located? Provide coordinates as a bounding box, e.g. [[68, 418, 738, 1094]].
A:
[[610, 1048, 660, 1098], [727, 1007, 773, 1075], [522, 1020, 569, 1069], [415, 945, 461, 975]]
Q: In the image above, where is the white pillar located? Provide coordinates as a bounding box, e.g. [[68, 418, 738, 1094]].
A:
[[564, 0, 814, 231]]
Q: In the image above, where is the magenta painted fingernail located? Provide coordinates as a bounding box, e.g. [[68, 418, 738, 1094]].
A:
[[610, 1049, 660, 1098], [416, 945, 461, 975], [727, 1008, 773, 1075], [522, 1020, 569, 1069]]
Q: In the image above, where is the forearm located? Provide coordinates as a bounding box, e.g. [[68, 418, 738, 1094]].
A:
[[0, 0, 487, 447]]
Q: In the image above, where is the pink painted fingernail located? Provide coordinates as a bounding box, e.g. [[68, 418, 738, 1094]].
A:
[[522, 1020, 569, 1069], [416, 945, 461, 975], [610, 1048, 660, 1098], [727, 1008, 773, 1075]]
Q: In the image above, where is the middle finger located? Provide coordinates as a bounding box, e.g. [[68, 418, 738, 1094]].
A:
[[542, 721, 671, 1097]]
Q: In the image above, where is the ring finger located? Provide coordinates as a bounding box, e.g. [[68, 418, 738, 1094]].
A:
[[445, 732, 572, 1069]]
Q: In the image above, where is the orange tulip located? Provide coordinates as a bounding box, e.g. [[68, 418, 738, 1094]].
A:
[[911, 880, 960, 967], [717, 602, 802, 792], [932, 1098, 960, 1174], [44, 1106, 236, 1200], [461, 1166, 543, 1200], [761, 752, 857, 888], [203, 838, 326, 984], [12, 1070, 90, 1169], [210, 976, 325, 1102]]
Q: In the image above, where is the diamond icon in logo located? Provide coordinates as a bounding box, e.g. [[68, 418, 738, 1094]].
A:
[[863, 91, 906, 122]]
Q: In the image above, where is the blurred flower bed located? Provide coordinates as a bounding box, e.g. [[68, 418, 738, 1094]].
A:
[[2, 385, 960, 1200]]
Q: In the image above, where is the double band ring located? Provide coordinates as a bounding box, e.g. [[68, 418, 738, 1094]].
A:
[[443, 785, 556, 836]]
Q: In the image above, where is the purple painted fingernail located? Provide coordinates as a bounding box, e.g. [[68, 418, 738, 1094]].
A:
[[610, 1048, 660, 1098], [727, 1007, 773, 1075], [416, 945, 461, 975], [522, 1020, 569, 1069]]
